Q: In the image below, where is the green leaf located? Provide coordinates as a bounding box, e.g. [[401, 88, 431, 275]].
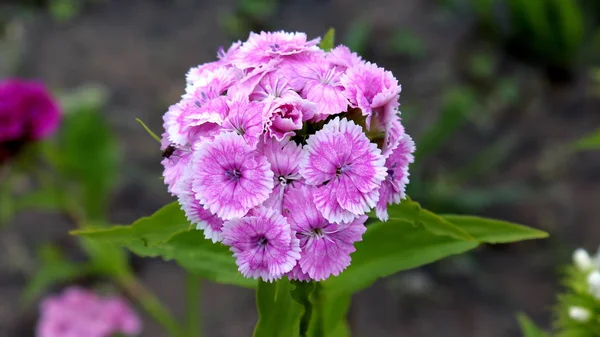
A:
[[57, 110, 118, 220], [441, 215, 548, 243], [80, 238, 131, 278], [309, 291, 351, 337], [517, 313, 550, 337], [254, 279, 303, 337], [323, 219, 477, 295], [573, 128, 600, 151], [72, 202, 191, 248], [319, 28, 335, 52], [328, 321, 350, 337], [139, 230, 256, 288], [386, 198, 475, 241], [74, 203, 254, 288]]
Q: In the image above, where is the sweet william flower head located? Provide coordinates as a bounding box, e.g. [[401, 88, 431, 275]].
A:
[[160, 30, 415, 282]]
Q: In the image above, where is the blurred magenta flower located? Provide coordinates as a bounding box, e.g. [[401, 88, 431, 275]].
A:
[[0, 78, 61, 163], [36, 287, 141, 337]]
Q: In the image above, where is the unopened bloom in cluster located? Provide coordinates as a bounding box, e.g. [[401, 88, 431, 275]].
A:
[[161, 31, 415, 282], [0, 78, 61, 164], [36, 287, 141, 337]]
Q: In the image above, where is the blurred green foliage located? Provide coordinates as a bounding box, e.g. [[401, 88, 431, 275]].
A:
[[518, 313, 550, 337], [343, 20, 372, 57], [442, 0, 600, 76], [387, 29, 427, 59], [221, 0, 278, 38]]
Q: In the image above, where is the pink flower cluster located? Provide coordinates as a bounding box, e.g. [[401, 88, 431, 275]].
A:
[[36, 287, 141, 337], [0, 78, 61, 164], [161, 31, 415, 282]]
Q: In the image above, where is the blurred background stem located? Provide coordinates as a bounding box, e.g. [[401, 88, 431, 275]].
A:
[[186, 273, 202, 337], [118, 273, 183, 337]]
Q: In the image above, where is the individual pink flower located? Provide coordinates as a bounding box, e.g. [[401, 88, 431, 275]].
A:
[[299, 117, 387, 223], [283, 186, 367, 280], [36, 287, 141, 337], [376, 132, 415, 221], [283, 53, 348, 120], [221, 96, 265, 148], [222, 207, 301, 281], [258, 137, 304, 211], [191, 132, 274, 220], [340, 62, 401, 129], [327, 45, 363, 70], [0, 79, 61, 164], [232, 31, 320, 70], [179, 193, 224, 242], [185, 41, 241, 86], [248, 71, 300, 102], [163, 95, 227, 146]]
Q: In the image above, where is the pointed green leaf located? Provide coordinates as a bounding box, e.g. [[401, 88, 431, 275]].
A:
[[441, 215, 548, 243], [387, 198, 475, 241], [254, 279, 303, 337], [72, 202, 190, 247], [573, 128, 600, 151], [323, 219, 477, 295], [516, 313, 549, 337], [137, 230, 256, 288], [74, 203, 255, 288], [319, 28, 335, 52]]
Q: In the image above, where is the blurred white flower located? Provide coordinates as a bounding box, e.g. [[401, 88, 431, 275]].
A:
[[569, 306, 591, 322], [573, 248, 593, 271], [587, 271, 600, 299]]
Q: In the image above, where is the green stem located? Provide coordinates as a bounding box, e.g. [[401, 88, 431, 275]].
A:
[[185, 274, 202, 337], [311, 283, 324, 337], [118, 273, 183, 337]]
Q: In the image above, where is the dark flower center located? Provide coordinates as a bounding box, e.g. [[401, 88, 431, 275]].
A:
[[257, 236, 269, 247], [311, 228, 324, 237], [387, 168, 395, 181], [225, 168, 242, 181], [336, 164, 350, 176]]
